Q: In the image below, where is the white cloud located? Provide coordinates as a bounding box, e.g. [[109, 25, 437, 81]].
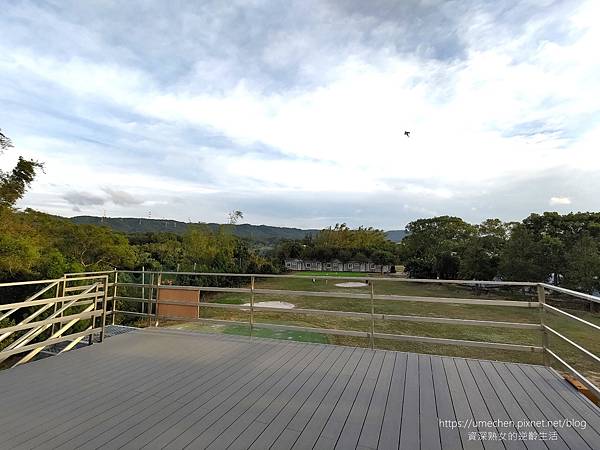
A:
[[549, 197, 572, 205], [2, 0, 600, 226]]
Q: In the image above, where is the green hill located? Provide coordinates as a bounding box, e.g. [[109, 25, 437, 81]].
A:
[[69, 216, 406, 243]]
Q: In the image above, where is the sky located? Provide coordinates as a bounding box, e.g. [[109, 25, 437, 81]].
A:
[[1, 0, 599, 230]]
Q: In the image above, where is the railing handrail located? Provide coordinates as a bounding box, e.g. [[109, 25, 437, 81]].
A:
[[540, 282, 600, 304], [0, 277, 64, 288], [114, 270, 538, 286]]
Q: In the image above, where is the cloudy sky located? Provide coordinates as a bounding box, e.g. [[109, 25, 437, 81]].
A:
[[1, 0, 599, 229]]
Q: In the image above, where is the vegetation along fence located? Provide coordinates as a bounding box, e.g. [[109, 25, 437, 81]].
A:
[[1, 270, 599, 400]]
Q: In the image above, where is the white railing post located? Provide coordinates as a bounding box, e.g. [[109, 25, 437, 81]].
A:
[[147, 273, 154, 327], [89, 283, 98, 345], [155, 273, 162, 327], [370, 281, 375, 349], [537, 284, 548, 366], [250, 276, 255, 338], [112, 269, 118, 325], [141, 266, 145, 314], [100, 276, 108, 342], [51, 281, 60, 335]]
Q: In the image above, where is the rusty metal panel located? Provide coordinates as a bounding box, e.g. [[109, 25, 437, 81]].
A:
[[157, 287, 199, 319]]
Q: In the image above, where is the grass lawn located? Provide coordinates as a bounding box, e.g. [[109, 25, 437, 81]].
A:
[[154, 275, 599, 387], [166, 321, 328, 344]]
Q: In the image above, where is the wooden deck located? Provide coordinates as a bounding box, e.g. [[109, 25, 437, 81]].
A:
[[0, 329, 599, 449]]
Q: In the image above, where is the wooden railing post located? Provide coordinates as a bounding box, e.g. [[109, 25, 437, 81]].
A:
[[370, 281, 375, 350], [59, 276, 66, 333], [147, 273, 154, 327], [89, 282, 98, 345], [197, 289, 201, 319], [141, 266, 145, 314], [100, 276, 108, 342], [51, 280, 61, 335], [155, 273, 162, 327], [538, 284, 549, 366], [112, 269, 118, 325], [250, 276, 255, 339]]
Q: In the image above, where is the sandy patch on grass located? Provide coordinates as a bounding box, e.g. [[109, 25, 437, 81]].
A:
[[241, 301, 295, 309], [335, 282, 368, 288]]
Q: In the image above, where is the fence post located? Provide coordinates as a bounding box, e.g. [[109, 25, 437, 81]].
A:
[[155, 273, 162, 327], [112, 269, 118, 325], [250, 276, 255, 339], [59, 276, 66, 334], [51, 280, 61, 335], [538, 284, 549, 366], [147, 273, 154, 327], [197, 289, 201, 319], [100, 276, 108, 342], [89, 282, 98, 345], [370, 281, 375, 350], [141, 266, 145, 314]]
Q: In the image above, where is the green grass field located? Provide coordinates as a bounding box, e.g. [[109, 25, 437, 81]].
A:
[[157, 275, 600, 387]]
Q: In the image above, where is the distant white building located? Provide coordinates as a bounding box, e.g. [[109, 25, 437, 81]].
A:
[[284, 259, 391, 273]]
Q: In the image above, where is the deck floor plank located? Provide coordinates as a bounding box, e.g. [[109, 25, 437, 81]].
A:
[[513, 364, 600, 448], [11, 335, 241, 449], [0, 329, 598, 450], [453, 358, 505, 450], [431, 356, 464, 450], [202, 344, 339, 450], [58, 338, 280, 449], [419, 354, 442, 450], [334, 351, 386, 449], [378, 352, 407, 450], [223, 348, 362, 450], [3, 333, 199, 443], [196, 346, 348, 450], [466, 360, 529, 450], [288, 349, 367, 450], [499, 362, 592, 450], [247, 346, 347, 449]]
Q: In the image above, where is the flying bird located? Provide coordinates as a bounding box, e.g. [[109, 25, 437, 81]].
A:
[[404, 131, 411, 137]]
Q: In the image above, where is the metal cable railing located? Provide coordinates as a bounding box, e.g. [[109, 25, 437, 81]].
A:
[[2, 269, 599, 402]]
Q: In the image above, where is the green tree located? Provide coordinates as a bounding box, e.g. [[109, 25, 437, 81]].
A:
[[400, 216, 476, 279], [563, 235, 600, 293], [0, 129, 43, 208], [460, 219, 509, 280], [498, 224, 546, 281]]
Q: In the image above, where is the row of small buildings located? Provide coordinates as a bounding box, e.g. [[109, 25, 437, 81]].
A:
[[284, 259, 392, 273]]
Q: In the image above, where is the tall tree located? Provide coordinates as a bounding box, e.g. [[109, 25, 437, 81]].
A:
[[498, 224, 546, 281], [563, 235, 600, 293], [400, 216, 476, 279], [459, 219, 510, 280], [0, 129, 44, 208]]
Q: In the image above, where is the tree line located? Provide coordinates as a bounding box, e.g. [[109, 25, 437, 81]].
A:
[[399, 214, 600, 293], [273, 223, 400, 269]]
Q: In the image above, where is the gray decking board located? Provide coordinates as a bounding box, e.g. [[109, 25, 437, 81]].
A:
[[378, 352, 406, 449], [54, 337, 277, 450], [8, 334, 239, 447], [453, 358, 504, 450], [0, 329, 598, 449], [399, 352, 420, 450], [431, 356, 464, 450], [419, 354, 442, 450]]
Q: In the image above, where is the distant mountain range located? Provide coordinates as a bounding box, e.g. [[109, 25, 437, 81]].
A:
[[70, 216, 407, 243]]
